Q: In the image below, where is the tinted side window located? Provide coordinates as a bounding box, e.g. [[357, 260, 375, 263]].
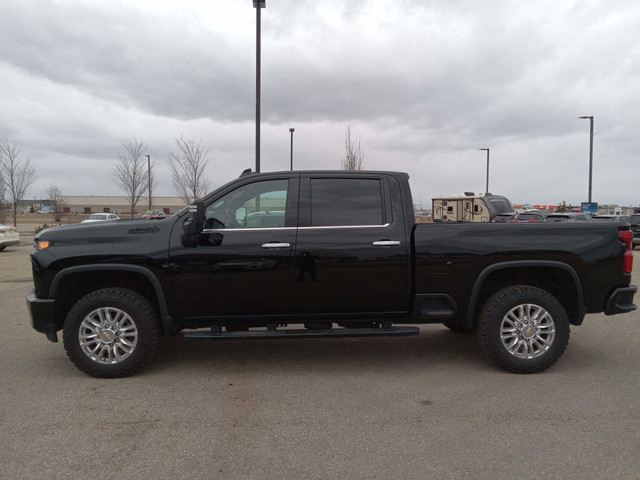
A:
[[310, 178, 383, 226]]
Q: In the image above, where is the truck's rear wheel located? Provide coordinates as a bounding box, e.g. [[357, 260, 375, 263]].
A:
[[478, 285, 569, 373], [63, 288, 159, 378]]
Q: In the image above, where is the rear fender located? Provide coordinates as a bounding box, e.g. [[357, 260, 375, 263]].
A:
[[465, 260, 585, 329]]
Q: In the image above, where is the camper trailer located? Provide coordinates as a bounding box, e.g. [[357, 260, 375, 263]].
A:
[[432, 193, 513, 222]]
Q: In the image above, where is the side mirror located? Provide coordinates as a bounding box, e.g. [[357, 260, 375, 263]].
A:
[[181, 199, 205, 247]]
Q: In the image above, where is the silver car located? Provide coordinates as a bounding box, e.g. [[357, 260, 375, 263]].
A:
[[81, 213, 120, 223], [0, 224, 20, 251]]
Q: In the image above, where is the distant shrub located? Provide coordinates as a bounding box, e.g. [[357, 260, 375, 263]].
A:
[[34, 223, 62, 235]]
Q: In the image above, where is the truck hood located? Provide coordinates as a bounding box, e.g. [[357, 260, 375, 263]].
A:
[[35, 217, 174, 245]]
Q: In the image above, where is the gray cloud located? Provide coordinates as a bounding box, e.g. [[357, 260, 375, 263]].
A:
[[0, 0, 639, 205]]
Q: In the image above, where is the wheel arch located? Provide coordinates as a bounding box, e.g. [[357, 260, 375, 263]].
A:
[[466, 261, 585, 330], [49, 264, 176, 335]]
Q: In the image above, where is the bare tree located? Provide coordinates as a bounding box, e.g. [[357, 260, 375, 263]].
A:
[[168, 136, 211, 205], [0, 138, 38, 226], [112, 138, 148, 218], [146, 155, 158, 211], [341, 126, 364, 171], [47, 184, 65, 222], [0, 167, 6, 224]]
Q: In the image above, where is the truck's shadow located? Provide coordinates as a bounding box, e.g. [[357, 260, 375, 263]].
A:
[[148, 326, 489, 375]]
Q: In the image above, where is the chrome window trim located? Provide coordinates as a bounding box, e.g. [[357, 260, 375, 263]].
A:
[[202, 227, 296, 233], [299, 223, 390, 230], [201, 223, 391, 233]]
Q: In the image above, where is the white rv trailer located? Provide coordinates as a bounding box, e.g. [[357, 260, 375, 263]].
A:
[[432, 193, 513, 223]]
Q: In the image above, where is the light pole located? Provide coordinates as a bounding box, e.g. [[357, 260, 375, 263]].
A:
[[253, 0, 266, 173], [146, 154, 151, 210], [289, 128, 295, 171], [479, 148, 490, 194], [578, 115, 594, 203]]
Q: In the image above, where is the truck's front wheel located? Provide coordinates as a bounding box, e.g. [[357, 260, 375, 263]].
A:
[[478, 285, 570, 373], [63, 288, 159, 378]]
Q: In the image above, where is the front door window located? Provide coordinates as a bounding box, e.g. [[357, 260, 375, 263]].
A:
[[205, 179, 289, 230]]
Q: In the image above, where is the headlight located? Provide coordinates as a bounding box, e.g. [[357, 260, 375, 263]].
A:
[[34, 240, 51, 250]]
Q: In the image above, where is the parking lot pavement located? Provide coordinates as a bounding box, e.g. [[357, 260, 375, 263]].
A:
[[1, 240, 639, 480]]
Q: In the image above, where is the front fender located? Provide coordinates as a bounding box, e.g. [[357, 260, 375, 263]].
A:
[[49, 264, 176, 335]]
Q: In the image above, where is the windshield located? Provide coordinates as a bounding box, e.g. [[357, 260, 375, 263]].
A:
[[628, 216, 640, 225]]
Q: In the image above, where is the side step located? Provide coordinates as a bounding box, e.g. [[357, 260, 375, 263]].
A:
[[183, 325, 420, 341]]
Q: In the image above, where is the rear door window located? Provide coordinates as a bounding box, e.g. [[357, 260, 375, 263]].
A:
[[310, 178, 384, 227]]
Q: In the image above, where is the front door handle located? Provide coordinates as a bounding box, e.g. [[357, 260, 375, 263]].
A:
[[261, 242, 291, 249], [372, 240, 401, 246]]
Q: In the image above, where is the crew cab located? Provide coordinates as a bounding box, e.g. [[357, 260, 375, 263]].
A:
[[27, 170, 637, 377]]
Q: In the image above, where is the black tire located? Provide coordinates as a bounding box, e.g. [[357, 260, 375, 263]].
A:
[[0, 246, 6, 251], [63, 288, 159, 378], [478, 285, 570, 374]]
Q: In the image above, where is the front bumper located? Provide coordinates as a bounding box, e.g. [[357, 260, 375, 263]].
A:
[[604, 285, 637, 316], [0, 239, 20, 247], [26, 291, 58, 342]]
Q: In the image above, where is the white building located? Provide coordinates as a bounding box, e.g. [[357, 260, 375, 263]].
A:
[[59, 196, 187, 216]]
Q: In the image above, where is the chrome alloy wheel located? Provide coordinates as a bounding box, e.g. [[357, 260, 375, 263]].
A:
[[78, 307, 138, 364], [500, 303, 556, 359]]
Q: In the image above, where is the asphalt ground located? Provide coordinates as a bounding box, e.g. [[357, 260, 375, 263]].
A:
[[1, 234, 639, 480]]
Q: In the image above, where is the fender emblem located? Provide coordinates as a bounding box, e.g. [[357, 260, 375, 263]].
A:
[[128, 226, 160, 235]]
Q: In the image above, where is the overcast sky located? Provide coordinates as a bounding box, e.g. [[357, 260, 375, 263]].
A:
[[1, 0, 639, 207]]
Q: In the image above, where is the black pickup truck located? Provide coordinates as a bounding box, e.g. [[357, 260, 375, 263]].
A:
[[27, 170, 636, 377]]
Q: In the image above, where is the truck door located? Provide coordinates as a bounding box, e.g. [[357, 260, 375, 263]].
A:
[[168, 176, 298, 320], [293, 174, 410, 314]]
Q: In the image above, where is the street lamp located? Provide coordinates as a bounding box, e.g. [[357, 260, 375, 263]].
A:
[[289, 128, 295, 171], [146, 154, 151, 210], [253, 0, 266, 173], [479, 148, 490, 195], [578, 115, 594, 203]]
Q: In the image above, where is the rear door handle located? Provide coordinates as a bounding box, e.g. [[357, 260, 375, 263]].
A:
[[372, 240, 401, 246], [261, 242, 291, 249]]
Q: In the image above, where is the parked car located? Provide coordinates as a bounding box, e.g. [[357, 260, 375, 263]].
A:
[[492, 212, 518, 223], [244, 210, 285, 228], [0, 223, 20, 251], [81, 213, 120, 223], [545, 213, 592, 222], [591, 215, 629, 222], [37, 206, 56, 214], [511, 213, 548, 222], [516, 205, 539, 213], [629, 214, 640, 249], [142, 209, 167, 219]]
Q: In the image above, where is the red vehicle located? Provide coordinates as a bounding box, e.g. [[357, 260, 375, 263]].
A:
[[142, 209, 167, 219]]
